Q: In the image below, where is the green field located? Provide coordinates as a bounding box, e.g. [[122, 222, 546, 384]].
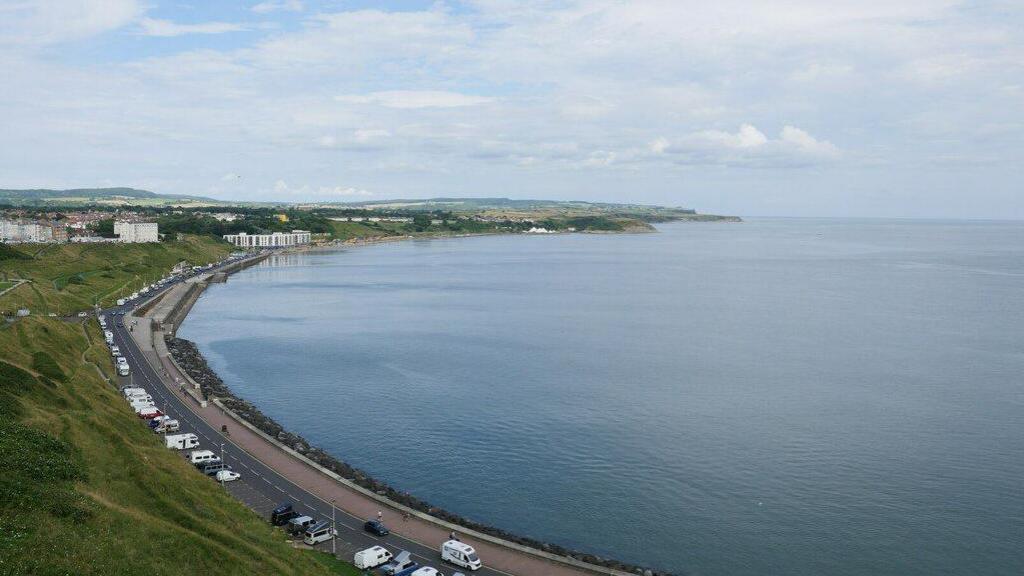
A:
[[0, 316, 356, 575], [0, 236, 232, 315]]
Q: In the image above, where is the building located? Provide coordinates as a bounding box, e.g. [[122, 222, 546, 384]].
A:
[[114, 221, 159, 243], [222, 230, 311, 248], [0, 219, 63, 243]]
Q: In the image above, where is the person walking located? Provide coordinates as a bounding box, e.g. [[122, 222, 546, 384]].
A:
[[377, 510, 383, 522]]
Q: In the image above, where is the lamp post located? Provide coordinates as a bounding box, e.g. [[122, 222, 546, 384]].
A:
[[220, 442, 225, 487], [331, 498, 336, 556]]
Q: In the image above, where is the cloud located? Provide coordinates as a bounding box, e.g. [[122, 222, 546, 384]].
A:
[[0, 0, 142, 46], [650, 124, 840, 166], [273, 180, 373, 198], [252, 0, 303, 14], [335, 91, 494, 109], [137, 18, 250, 37]]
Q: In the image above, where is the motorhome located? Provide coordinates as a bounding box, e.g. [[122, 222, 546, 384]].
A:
[[354, 546, 394, 570], [118, 364, 130, 376], [122, 387, 146, 397], [116, 298, 126, 306], [441, 540, 481, 571], [302, 521, 337, 545], [165, 433, 199, 450], [126, 393, 152, 404], [136, 406, 163, 420], [409, 568, 444, 576]]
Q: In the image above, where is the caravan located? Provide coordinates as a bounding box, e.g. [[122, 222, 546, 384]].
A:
[[165, 433, 199, 450], [441, 540, 481, 571]]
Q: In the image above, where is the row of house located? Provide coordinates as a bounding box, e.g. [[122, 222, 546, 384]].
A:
[[222, 230, 311, 248]]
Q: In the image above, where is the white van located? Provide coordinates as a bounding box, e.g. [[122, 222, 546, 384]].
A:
[[129, 398, 154, 409], [122, 387, 146, 398], [127, 394, 152, 404], [118, 364, 130, 376], [410, 568, 443, 576], [303, 522, 337, 545], [441, 540, 481, 571], [354, 546, 394, 569], [189, 450, 217, 466], [165, 433, 199, 450], [117, 298, 126, 306]]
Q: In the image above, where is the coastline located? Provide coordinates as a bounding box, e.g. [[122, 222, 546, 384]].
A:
[[168, 233, 678, 576]]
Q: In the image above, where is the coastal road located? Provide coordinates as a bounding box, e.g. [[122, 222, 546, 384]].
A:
[[101, 258, 604, 576]]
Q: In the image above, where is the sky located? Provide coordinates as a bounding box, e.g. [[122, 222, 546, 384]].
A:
[[0, 1, 1022, 218]]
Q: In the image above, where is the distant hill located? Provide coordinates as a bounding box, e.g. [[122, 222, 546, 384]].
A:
[[0, 187, 218, 206], [344, 197, 698, 213]]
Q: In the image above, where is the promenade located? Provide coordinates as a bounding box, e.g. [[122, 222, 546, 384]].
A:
[[122, 280, 629, 576]]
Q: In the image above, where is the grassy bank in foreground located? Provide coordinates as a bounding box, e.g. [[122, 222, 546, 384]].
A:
[[0, 235, 231, 315], [0, 316, 355, 576]]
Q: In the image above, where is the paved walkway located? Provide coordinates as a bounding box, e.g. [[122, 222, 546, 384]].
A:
[[128, 313, 618, 576]]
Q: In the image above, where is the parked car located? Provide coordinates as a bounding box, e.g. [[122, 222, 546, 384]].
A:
[[215, 470, 240, 482], [118, 364, 130, 376], [286, 515, 317, 535], [271, 503, 298, 526], [302, 521, 337, 545], [154, 419, 180, 433], [381, 551, 417, 576], [364, 519, 390, 536], [441, 540, 481, 571], [189, 450, 218, 466], [354, 546, 394, 570], [409, 568, 444, 576], [136, 406, 163, 420], [148, 415, 171, 428], [201, 462, 232, 476]]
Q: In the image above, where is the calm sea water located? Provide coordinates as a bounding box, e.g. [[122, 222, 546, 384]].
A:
[[180, 219, 1024, 576]]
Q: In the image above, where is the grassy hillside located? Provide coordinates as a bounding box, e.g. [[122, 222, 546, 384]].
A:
[[0, 188, 219, 207], [0, 317, 355, 575], [0, 236, 231, 315]]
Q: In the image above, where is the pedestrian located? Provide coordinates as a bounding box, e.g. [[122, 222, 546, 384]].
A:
[[377, 510, 383, 522], [450, 530, 457, 541]]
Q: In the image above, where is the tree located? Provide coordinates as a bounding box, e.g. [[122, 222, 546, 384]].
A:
[[93, 219, 116, 238], [412, 214, 431, 231]]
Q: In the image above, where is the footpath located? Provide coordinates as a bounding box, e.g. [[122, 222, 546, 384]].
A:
[[126, 297, 631, 576]]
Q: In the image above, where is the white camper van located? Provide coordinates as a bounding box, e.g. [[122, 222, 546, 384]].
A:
[[441, 540, 481, 571], [165, 433, 199, 450], [118, 364, 130, 376], [353, 546, 394, 570], [189, 450, 217, 466], [117, 298, 126, 306]]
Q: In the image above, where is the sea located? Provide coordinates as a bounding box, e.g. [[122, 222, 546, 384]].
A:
[[179, 218, 1024, 576]]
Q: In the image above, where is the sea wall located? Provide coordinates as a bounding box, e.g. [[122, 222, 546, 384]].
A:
[[166, 335, 674, 576]]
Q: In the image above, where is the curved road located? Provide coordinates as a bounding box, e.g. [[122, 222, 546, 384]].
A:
[[102, 257, 606, 576]]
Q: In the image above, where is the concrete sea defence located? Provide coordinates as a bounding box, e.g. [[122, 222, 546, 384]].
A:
[[166, 248, 675, 576]]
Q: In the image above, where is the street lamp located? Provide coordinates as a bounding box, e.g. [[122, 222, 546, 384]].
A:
[[220, 442, 225, 487], [331, 498, 336, 556]]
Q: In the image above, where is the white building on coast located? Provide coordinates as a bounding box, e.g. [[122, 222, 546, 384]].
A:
[[114, 221, 159, 243], [223, 230, 311, 248]]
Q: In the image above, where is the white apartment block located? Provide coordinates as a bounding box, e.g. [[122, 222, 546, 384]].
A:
[[222, 230, 311, 248], [1, 219, 55, 242], [114, 221, 159, 243]]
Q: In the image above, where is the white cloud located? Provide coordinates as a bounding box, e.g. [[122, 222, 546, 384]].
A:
[[252, 0, 303, 14], [0, 0, 142, 46], [137, 18, 250, 37], [273, 180, 372, 197], [651, 124, 840, 166], [335, 91, 494, 109]]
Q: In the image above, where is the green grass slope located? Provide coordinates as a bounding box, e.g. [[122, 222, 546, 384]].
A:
[[0, 236, 232, 315], [0, 317, 353, 576]]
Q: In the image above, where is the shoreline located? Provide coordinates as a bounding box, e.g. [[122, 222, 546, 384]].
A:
[[169, 233, 677, 576]]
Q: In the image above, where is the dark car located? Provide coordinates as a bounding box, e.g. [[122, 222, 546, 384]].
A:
[[364, 519, 390, 537], [201, 462, 231, 476], [194, 457, 222, 469], [271, 503, 298, 526]]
